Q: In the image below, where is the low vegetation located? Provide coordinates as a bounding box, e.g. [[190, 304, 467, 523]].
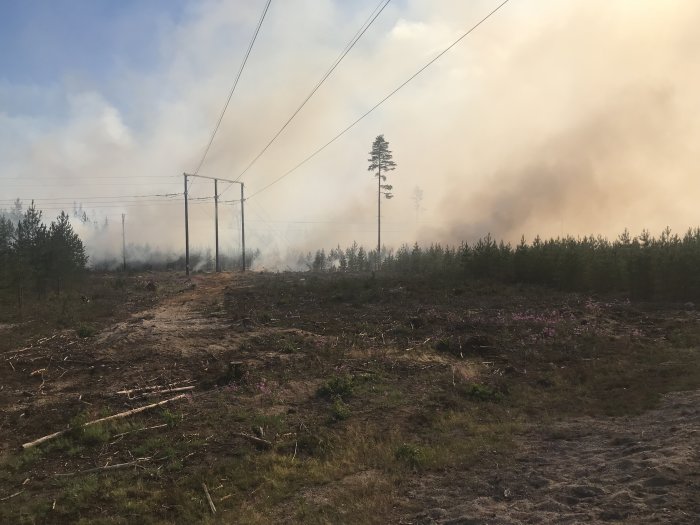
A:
[[1, 270, 698, 523]]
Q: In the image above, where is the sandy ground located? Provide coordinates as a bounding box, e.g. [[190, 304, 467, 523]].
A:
[[409, 390, 699, 524]]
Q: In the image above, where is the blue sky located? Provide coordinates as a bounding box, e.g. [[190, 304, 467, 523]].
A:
[[0, 0, 187, 85]]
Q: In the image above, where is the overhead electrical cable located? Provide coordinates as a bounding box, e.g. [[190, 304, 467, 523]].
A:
[[0, 192, 181, 203], [230, 0, 392, 185], [190, 0, 273, 185], [247, 0, 510, 200], [4, 175, 177, 180]]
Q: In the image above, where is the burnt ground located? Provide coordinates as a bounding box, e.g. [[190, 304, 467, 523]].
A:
[[0, 271, 698, 524]]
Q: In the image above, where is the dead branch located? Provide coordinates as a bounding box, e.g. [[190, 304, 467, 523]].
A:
[[132, 386, 195, 398], [0, 489, 24, 501], [22, 394, 187, 449], [110, 423, 168, 443], [55, 457, 151, 477], [202, 483, 217, 514], [232, 432, 273, 448], [116, 380, 194, 396]]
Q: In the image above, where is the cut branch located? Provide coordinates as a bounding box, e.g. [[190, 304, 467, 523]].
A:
[[133, 386, 195, 398], [0, 490, 24, 501], [22, 394, 187, 449], [116, 380, 194, 396], [232, 432, 273, 448], [202, 483, 217, 514], [55, 458, 152, 477]]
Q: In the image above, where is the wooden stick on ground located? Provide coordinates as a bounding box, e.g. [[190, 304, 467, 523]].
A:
[[55, 458, 151, 477], [116, 380, 194, 396], [232, 432, 273, 448], [0, 490, 24, 501], [111, 423, 168, 440], [134, 386, 195, 398], [22, 394, 188, 449], [202, 483, 217, 514]]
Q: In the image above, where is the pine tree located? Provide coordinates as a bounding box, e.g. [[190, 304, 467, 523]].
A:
[[14, 202, 48, 300], [48, 211, 88, 293], [0, 217, 15, 290], [368, 135, 396, 269]]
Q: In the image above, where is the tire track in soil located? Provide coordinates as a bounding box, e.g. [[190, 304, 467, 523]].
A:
[[2, 274, 242, 452]]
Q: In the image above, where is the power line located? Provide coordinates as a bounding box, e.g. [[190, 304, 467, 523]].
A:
[[0, 193, 181, 203], [5, 181, 182, 187], [3, 175, 178, 180], [19, 200, 216, 212], [190, 0, 273, 183], [247, 0, 511, 200], [230, 0, 392, 186]]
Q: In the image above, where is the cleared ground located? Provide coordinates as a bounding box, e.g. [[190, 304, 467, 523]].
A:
[[0, 271, 698, 524]]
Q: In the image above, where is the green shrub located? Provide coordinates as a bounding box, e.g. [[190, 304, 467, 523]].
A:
[[76, 323, 96, 338], [463, 383, 502, 402], [331, 398, 351, 421], [317, 375, 354, 400], [160, 409, 181, 428], [394, 443, 427, 468]]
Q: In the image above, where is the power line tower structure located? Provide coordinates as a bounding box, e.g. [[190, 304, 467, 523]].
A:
[[183, 173, 246, 276]]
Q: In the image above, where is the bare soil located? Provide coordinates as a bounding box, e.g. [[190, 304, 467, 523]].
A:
[[409, 390, 700, 524], [0, 271, 698, 524]]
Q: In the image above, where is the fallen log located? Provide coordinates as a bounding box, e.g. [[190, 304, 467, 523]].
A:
[[22, 394, 187, 449]]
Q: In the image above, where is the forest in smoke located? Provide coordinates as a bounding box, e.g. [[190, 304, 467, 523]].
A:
[[6, 199, 700, 304]]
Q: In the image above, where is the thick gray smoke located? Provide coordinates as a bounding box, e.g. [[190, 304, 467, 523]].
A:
[[4, 1, 700, 268]]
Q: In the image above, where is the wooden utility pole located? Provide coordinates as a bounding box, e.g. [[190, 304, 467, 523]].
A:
[[183, 173, 246, 273], [240, 182, 246, 272], [377, 158, 381, 270], [214, 179, 220, 272], [121, 213, 126, 271], [184, 173, 190, 276]]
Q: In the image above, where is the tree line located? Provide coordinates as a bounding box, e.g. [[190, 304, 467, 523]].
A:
[[0, 202, 88, 305], [305, 228, 700, 301]]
